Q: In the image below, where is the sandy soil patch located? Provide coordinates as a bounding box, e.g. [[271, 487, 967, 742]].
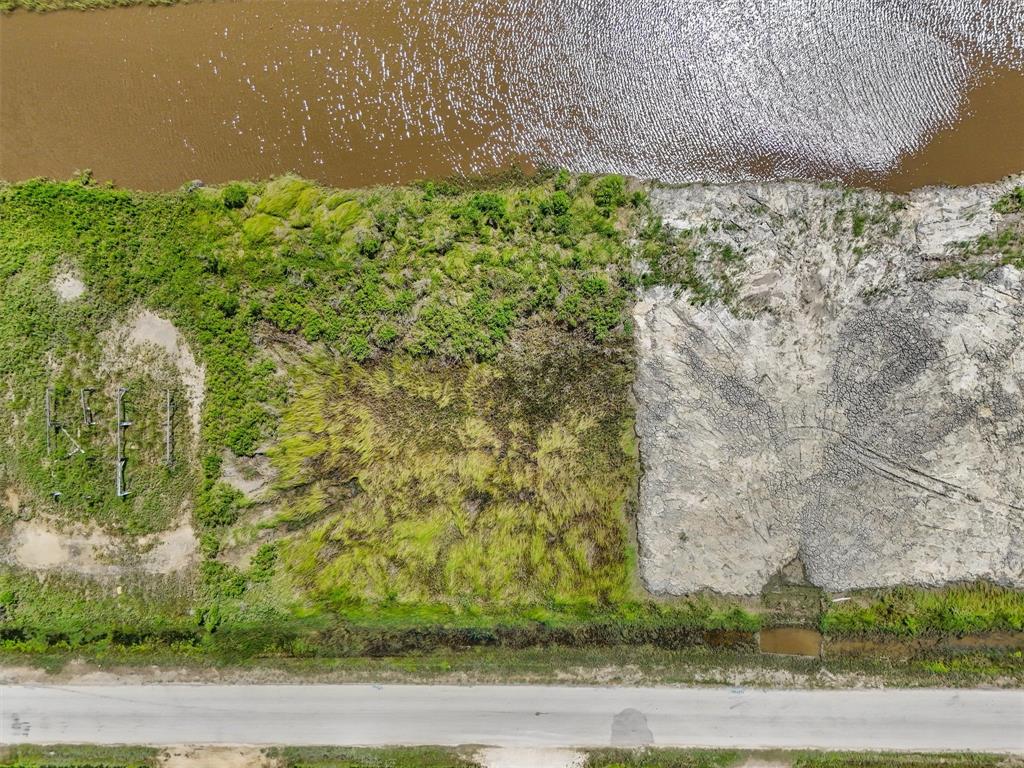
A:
[[140, 523, 199, 574], [121, 310, 205, 437], [221, 450, 277, 498], [8, 518, 115, 576], [4, 518, 196, 577], [160, 746, 275, 768], [638, 180, 1024, 595], [52, 269, 85, 301], [476, 748, 584, 768], [3, 487, 21, 515]]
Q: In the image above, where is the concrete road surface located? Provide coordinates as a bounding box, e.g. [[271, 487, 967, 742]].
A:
[[1, 685, 1022, 752]]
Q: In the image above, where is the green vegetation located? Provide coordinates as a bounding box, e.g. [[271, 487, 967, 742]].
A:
[[1, 747, 1013, 768], [0, 746, 158, 768], [0, 172, 765, 661], [272, 337, 635, 606], [583, 751, 738, 768], [1, 173, 1020, 672], [268, 747, 480, 768], [840, 198, 903, 241], [791, 754, 1008, 768], [993, 185, 1024, 214], [637, 215, 746, 307], [929, 185, 1023, 279], [821, 582, 1024, 636]]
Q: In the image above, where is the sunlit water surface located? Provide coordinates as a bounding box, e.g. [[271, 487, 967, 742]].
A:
[[1, 0, 1022, 190]]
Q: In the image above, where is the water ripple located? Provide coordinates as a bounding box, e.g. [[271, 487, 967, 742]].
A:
[[431, 0, 1023, 180]]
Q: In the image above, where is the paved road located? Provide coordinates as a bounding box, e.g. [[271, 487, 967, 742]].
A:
[[2, 685, 1022, 752]]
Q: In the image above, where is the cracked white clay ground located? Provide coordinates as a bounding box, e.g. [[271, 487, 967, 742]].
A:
[[635, 176, 1024, 594]]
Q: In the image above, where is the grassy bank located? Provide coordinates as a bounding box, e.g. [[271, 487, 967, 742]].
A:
[[822, 583, 1024, 637], [1, 746, 1017, 768], [0, 0, 187, 11], [4, 636, 1023, 688]]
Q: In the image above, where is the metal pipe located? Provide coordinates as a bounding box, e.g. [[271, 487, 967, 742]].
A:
[[44, 387, 54, 455], [80, 388, 94, 426], [116, 387, 131, 497], [164, 389, 174, 467]]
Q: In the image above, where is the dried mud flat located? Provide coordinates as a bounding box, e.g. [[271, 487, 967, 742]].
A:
[[635, 176, 1024, 595], [2, 517, 197, 576]]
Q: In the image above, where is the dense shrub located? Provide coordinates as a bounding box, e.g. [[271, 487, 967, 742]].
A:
[[221, 182, 249, 209]]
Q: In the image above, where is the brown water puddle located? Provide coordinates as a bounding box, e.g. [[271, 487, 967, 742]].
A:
[[759, 627, 822, 657], [1, 1, 1022, 191]]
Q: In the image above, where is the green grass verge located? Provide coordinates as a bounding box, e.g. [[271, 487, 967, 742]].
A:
[[0, 745, 158, 768], [821, 583, 1024, 637], [268, 746, 481, 768], [790, 754, 1010, 768], [3, 638, 1022, 688], [1, 747, 1015, 768]]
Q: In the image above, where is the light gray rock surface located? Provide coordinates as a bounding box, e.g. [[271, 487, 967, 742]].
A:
[[635, 177, 1024, 594]]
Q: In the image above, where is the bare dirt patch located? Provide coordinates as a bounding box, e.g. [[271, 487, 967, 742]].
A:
[[476, 748, 585, 768], [117, 310, 205, 437], [3, 517, 196, 577], [160, 746, 276, 768], [637, 178, 1024, 595], [52, 269, 85, 301], [221, 449, 277, 498], [8, 518, 115, 576], [140, 522, 199, 574]]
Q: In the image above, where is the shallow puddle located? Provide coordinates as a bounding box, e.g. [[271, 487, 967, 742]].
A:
[[1, 0, 1022, 190], [759, 627, 822, 657]]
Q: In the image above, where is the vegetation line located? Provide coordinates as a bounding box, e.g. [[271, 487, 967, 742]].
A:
[[0, 744, 1016, 768], [1, 0, 195, 12]]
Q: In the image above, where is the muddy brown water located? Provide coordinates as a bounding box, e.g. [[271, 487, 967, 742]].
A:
[[759, 628, 822, 657], [1, 0, 1023, 191]]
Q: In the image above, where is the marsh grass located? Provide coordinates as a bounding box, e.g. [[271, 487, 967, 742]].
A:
[[270, 332, 636, 607], [821, 582, 1024, 636], [0, 745, 159, 768], [0, 172, 710, 660]]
